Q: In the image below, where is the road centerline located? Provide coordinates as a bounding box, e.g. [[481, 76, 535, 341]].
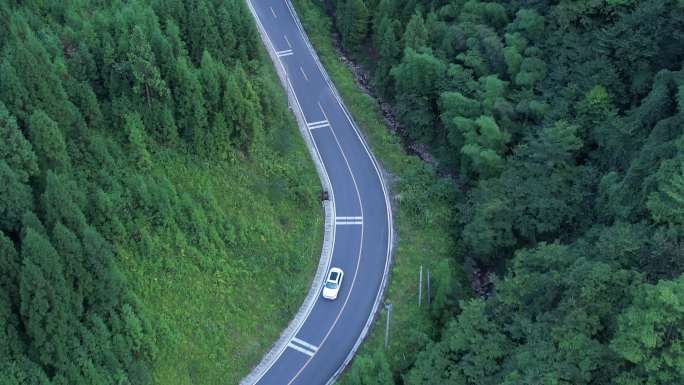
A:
[[299, 66, 309, 81]]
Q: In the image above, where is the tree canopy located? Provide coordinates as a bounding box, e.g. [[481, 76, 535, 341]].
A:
[[330, 0, 684, 383]]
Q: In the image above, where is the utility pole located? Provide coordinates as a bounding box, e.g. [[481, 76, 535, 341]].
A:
[[426, 268, 430, 305], [418, 265, 423, 306], [384, 303, 392, 349]]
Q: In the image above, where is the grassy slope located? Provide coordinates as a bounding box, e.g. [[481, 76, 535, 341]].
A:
[[117, 78, 323, 384], [290, 0, 471, 378]]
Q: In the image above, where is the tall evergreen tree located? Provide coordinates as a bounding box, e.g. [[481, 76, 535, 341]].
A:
[[19, 228, 72, 373], [27, 110, 70, 173], [0, 161, 33, 233]]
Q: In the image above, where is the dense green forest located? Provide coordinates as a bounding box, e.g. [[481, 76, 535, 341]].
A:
[[0, 0, 322, 384], [318, 0, 684, 384]]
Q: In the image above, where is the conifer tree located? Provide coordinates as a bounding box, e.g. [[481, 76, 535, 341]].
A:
[[338, 0, 369, 52], [19, 228, 72, 373], [128, 26, 169, 109], [187, 0, 220, 64], [0, 102, 37, 182], [402, 12, 428, 50], [124, 112, 152, 170], [28, 110, 70, 173], [0, 161, 33, 233]]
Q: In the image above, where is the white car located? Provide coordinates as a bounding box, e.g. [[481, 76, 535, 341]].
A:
[[322, 267, 344, 300]]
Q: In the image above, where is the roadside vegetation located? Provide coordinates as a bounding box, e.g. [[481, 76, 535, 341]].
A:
[[294, 0, 684, 384], [0, 1, 321, 385]]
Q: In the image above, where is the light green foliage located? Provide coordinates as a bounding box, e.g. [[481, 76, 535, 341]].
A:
[[461, 115, 510, 177], [439, 92, 481, 156], [647, 137, 684, 225], [611, 274, 684, 384]]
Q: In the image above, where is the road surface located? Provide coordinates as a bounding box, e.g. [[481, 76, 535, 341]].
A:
[[243, 1, 393, 384]]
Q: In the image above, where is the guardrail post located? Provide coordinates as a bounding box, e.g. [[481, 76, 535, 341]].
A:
[[418, 265, 423, 307], [426, 269, 430, 306], [384, 303, 392, 349]]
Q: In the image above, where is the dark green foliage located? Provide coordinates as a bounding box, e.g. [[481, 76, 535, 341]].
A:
[[337, 0, 370, 52], [0, 102, 38, 181], [19, 228, 71, 373], [28, 110, 71, 173], [322, 0, 684, 382], [0, 161, 33, 232]]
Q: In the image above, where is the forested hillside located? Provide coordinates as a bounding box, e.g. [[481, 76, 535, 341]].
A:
[[315, 0, 684, 383], [0, 0, 321, 384]]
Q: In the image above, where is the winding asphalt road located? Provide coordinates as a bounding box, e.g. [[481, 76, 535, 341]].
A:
[[243, 1, 392, 384]]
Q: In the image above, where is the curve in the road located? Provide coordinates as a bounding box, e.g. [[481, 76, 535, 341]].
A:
[[240, 1, 394, 385]]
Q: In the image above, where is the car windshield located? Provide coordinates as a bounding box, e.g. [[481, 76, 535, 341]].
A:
[[329, 272, 338, 280], [325, 282, 338, 289]]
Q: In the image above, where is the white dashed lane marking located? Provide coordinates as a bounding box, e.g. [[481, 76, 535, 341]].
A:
[[307, 120, 329, 130], [287, 337, 318, 357], [270, 6, 277, 18], [300, 66, 309, 81], [336, 216, 363, 225]]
